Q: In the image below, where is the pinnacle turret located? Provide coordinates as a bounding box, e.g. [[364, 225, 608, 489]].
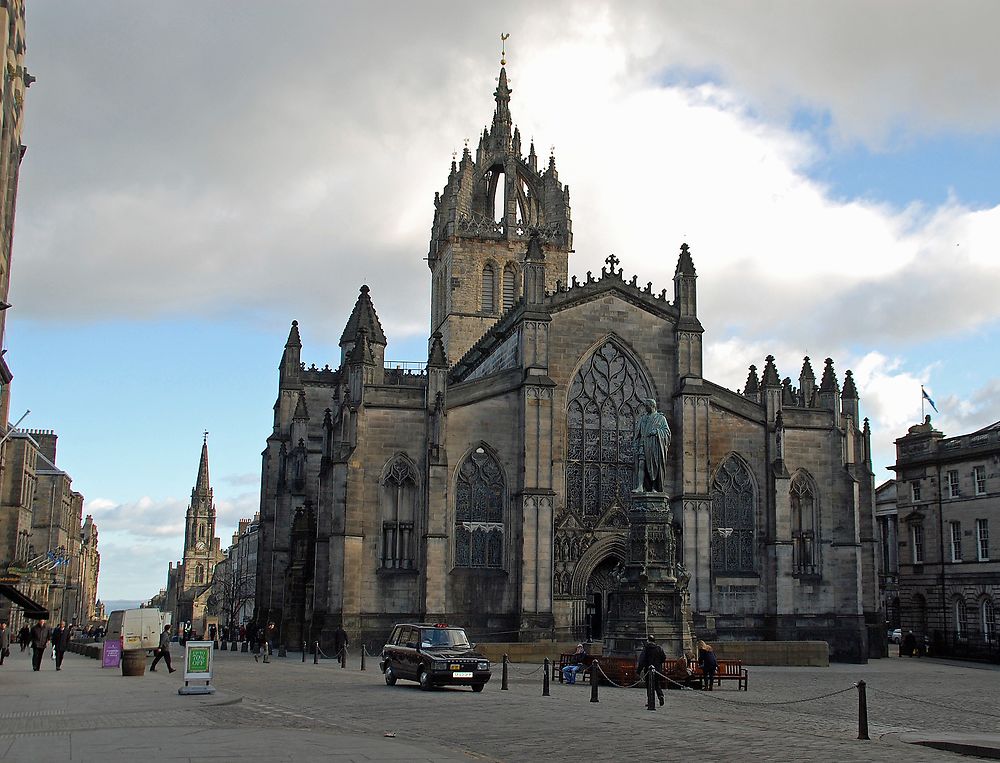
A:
[[675, 242, 696, 276], [820, 357, 839, 393], [340, 285, 386, 346], [285, 320, 301, 348], [842, 369, 858, 399], [761, 355, 781, 387], [427, 332, 448, 368], [743, 365, 760, 397]]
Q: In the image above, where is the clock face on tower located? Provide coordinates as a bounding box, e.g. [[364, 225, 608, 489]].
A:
[[195, 541, 207, 552]]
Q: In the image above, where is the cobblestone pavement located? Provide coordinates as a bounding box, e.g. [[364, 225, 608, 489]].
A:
[[1, 645, 997, 761]]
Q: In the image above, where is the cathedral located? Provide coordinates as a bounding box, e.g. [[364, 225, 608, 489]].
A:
[[255, 63, 882, 662]]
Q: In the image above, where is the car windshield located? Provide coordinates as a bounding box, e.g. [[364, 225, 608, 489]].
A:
[[419, 628, 470, 648]]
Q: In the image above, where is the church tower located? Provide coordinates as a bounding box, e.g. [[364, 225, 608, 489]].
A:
[[181, 433, 216, 591], [427, 62, 573, 363]]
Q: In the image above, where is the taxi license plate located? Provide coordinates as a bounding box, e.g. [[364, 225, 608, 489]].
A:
[[453, 671, 473, 678]]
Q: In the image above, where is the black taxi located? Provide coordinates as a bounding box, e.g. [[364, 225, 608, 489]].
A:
[[380, 623, 491, 692]]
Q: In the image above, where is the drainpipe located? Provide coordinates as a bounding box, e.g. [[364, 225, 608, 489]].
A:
[[936, 463, 947, 650]]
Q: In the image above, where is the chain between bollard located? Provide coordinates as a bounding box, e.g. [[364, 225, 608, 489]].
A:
[[501, 654, 509, 690], [542, 657, 550, 696]]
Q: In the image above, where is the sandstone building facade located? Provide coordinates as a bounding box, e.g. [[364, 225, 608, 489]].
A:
[[890, 417, 999, 659], [255, 65, 882, 661]]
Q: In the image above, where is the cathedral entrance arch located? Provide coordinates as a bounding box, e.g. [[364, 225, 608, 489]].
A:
[[570, 535, 626, 641]]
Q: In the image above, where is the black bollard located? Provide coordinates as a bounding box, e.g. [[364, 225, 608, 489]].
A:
[[302, 641, 306, 663], [501, 654, 509, 690], [340, 648, 346, 668], [590, 661, 599, 703], [278, 643, 287, 658], [645, 668, 656, 710], [543, 657, 550, 696], [314, 641, 319, 665], [230, 640, 237, 652], [857, 680, 870, 740], [361, 649, 367, 671]]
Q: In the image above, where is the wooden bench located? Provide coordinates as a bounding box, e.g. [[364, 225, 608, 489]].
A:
[[710, 659, 748, 690], [555, 654, 638, 686], [555, 653, 595, 683]]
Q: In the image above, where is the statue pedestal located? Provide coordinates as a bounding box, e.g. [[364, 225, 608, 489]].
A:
[[604, 492, 694, 660]]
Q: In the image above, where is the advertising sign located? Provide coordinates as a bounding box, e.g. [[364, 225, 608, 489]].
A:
[[179, 640, 215, 694], [101, 638, 122, 668]]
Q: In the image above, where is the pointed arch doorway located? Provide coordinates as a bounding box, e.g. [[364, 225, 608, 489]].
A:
[[585, 556, 621, 640], [569, 535, 627, 641]]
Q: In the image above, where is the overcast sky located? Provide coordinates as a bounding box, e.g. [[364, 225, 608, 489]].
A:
[[9, 2, 1000, 600]]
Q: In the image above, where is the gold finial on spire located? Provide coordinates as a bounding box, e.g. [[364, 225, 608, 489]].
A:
[[500, 33, 509, 65]]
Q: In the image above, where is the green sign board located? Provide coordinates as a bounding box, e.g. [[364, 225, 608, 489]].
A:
[[182, 641, 214, 684]]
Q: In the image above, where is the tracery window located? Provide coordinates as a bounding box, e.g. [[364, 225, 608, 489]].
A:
[[711, 455, 756, 573], [381, 456, 417, 570], [566, 340, 652, 518], [195, 564, 204, 584], [790, 472, 818, 575], [954, 596, 969, 640], [982, 598, 996, 642], [455, 446, 505, 568], [481, 264, 496, 314], [503, 264, 517, 310]]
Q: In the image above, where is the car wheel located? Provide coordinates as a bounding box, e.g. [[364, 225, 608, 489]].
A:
[[418, 668, 433, 691], [384, 666, 397, 686], [471, 683, 484, 693]]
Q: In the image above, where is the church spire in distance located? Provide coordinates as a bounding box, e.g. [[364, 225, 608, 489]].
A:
[[194, 430, 211, 498]]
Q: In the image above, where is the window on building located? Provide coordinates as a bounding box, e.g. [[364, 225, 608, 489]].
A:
[[955, 597, 969, 639], [977, 519, 990, 561], [950, 521, 962, 562], [911, 524, 924, 564], [974, 465, 986, 496], [481, 264, 496, 314], [502, 264, 517, 310], [945, 469, 960, 498], [983, 598, 996, 643], [381, 456, 417, 570], [790, 472, 818, 575], [455, 446, 505, 568], [566, 340, 652, 518], [198, 524, 205, 539], [712, 455, 757, 573], [911, 482, 921, 502], [196, 564, 204, 584]]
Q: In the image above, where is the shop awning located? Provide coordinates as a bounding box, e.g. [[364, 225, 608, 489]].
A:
[[0, 583, 49, 619]]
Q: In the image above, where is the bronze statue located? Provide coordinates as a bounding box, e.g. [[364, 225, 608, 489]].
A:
[[633, 398, 670, 493]]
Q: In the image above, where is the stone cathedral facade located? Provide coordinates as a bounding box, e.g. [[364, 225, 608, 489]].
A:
[[255, 65, 882, 662]]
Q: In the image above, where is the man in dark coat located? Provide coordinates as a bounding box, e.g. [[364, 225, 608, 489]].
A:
[[17, 625, 29, 651], [149, 624, 176, 673], [333, 625, 349, 659], [637, 635, 666, 709], [0, 621, 10, 665], [52, 620, 72, 670], [30, 618, 51, 672]]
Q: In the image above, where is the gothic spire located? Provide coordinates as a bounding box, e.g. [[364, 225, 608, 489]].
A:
[[427, 331, 449, 368], [820, 357, 839, 393], [285, 319, 301, 348], [842, 369, 858, 399], [675, 242, 696, 276], [761, 355, 781, 387], [743, 364, 760, 397], [339, 285, 387, 346], [194, 432, 211, 496]]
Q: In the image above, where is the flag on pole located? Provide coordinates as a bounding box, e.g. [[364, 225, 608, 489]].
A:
[[921, 385, 938, 413]]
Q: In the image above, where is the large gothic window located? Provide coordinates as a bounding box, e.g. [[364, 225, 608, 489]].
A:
[[481, 264, 496, 314], [566, 340, 652, 518], [381, 456, 417, 570], [455, 446, 505, 568], [711, 455, 756, 573], [790, 471, 819, 575]]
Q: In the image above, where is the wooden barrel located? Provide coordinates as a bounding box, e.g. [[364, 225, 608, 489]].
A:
[[121, 649, 146, 677]]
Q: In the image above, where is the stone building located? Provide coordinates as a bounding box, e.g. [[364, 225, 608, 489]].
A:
[[890, 417, 999, 659], [0, 429, 97, 628], [255, 63, 882, 661], [208, 513, 258, 632], [874, 479, 900, 630], [163, 436, 223, 631]]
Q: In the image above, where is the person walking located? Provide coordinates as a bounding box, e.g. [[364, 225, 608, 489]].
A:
[[637, 635, 666, 709], [0, 621, 10, 666], [697, 640, 718, 690], [29, 618, 51, 672], [17, 624, 29, 652], [52, 620, 72, 670], [149, 624, 176, 673], [333, 625, 349, 661]]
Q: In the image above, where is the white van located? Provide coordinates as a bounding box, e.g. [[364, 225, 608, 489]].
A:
[[106, 608, 171, 650]]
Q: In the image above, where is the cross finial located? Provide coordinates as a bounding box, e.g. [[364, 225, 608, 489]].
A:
[[203, 430, 209, 442], [605, 253, 620, 270], [500, 33, 509, 65]]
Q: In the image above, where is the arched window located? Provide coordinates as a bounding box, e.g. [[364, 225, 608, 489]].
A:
[[954, 596, 969, 640], [481, 264, 496, 314], [455, 446, 505, 568], [711, 455, 756, 573], [195, 564, 204, 584], [502, 264, 517, 310], [982, 598, 996, 643], [790, 472, 818, 575], [566, 340, 652, 518], [198, 524, 205, 540], [381, 456, 417, 570]]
